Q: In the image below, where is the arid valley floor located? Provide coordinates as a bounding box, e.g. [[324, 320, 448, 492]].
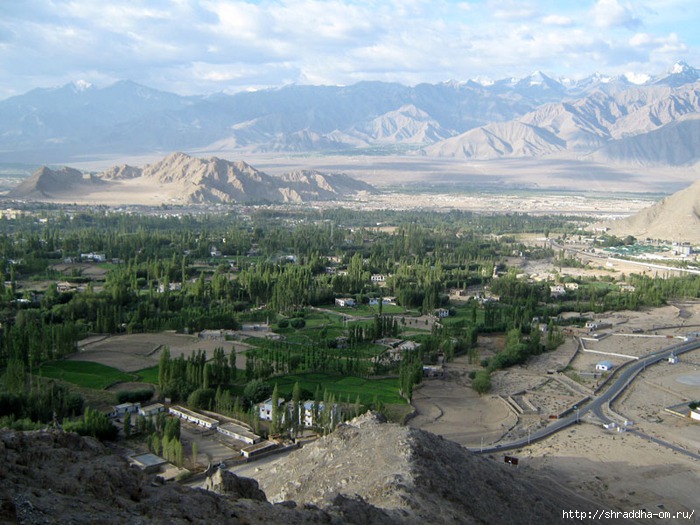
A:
[[3, 152, 700, 522]]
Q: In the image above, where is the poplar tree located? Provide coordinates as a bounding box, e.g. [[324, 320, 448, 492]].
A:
[[291, 381, 301, 437], [270, 384, 280, 435]]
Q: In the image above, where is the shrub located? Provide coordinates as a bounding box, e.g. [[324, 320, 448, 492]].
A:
[[187, 388, 216, 411], [472, 371, 492, 395], [117, 389, 154, 404], [64, 407, 118, 441], [243, 379, 272, 404]]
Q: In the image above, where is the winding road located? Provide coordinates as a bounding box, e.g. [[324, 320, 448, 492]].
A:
[[470, 336, 700, 454]]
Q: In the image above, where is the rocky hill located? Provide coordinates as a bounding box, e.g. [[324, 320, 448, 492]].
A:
[[607, 177, 700, 242], [7, 153, 376, 205], [0, 414, 624, 524], [0, 428, 390, 524], [238, 413, 621, 524]]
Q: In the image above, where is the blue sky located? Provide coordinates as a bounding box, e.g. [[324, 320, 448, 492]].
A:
[[1, 0, 698, 99]]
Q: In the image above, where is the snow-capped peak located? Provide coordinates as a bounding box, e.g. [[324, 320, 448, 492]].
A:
[[623, 72, 650, 85], [671, 60, 690, 74], [72, 79, 93, 92], [471, 76, 494, 87], [527, 70, 546, 85]]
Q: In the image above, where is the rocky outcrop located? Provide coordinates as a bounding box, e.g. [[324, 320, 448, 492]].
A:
[[7, 153, 377, 205], [0, 416, 625, 524], [0, 428, 395, 524], [201, 467, 266, 501], [249, 412, 624, 524], [7, 166, 94, 199]]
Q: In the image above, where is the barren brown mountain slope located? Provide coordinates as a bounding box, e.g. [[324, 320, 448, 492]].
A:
[[607, 177, 700, 242], [7, 153, 375, 205], [0, 428, 395, 525], [0, 414, 624, 524], [237, 413, 623, 524]]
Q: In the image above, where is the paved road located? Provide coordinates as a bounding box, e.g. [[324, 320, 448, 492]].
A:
[[549, 239, 700, 276], [470, 337, 700, 454], [627, 429, 700, 461]]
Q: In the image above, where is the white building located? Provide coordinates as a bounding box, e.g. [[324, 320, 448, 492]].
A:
[[397, 340, 421, 352], [80, 252, 106, 262], [596, 360, 614, 372], [335, 297, 356, 307], [300, 401, 339, 428], [217, 422, 260, 444], [157, 282, 182, 293], [111, 402, 140, 418], [550, 285, 566, 297], [138, 403, 165, 418], [258, 397, 286, 421], [585, 321, 612, 332], [169, 405, 219, 429], [371, 274, 386, 282]]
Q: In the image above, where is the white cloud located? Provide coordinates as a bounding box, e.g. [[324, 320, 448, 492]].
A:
[[542, 14, 574, 27], [0, 0, 697, 99], [591, 0, 642, 29]]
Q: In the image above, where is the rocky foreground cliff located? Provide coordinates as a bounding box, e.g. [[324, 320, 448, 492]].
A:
[[0, 413, 624, 524]]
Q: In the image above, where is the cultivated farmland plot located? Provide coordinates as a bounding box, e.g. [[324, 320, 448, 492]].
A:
[[70, 332, 245, 372]]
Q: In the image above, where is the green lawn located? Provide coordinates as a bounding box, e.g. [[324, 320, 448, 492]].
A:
[[302, 312, 345, 328], [268, 373, 404, 406], [441, 304, 483, 326], [136, 365, 160, 385], [39, 360, 134, 390]]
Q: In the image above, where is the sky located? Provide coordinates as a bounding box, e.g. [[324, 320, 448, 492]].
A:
[[1, 0, 699, 99]]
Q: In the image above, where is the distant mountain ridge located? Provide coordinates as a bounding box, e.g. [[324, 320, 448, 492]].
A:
[[8, 152, 376, 205], [1, 62, 700, 166]]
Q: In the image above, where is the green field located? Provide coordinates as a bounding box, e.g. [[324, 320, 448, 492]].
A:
[[136, 365, 160, 385], [441, 304, 484, 326], [268, 373, 404, 406], [39, 360, 134, 390]]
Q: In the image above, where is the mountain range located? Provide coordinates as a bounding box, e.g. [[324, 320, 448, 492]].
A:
[[2, 62, 700, 166], [8, 153, 376, 205]]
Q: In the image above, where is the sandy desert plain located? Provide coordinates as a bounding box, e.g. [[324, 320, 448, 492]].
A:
[[13, 153, 700, 520]]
